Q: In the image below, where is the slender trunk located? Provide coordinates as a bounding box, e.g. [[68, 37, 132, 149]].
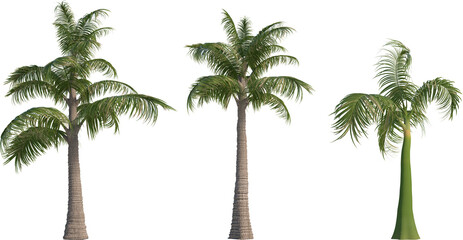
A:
[[64, 89, 88, 240], [229, 100, 253, 239], [392, 119, 419, 239]]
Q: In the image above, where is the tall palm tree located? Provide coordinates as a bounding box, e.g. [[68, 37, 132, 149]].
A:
[[0, 2, 173, 240], [332, 40, 460, 239], [186, 10, 313, 239]]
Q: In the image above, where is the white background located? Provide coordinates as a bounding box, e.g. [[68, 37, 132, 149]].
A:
[[1, 0, 462, 239]]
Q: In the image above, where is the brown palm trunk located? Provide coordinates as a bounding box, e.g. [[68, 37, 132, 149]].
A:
[[64, 89, 88, 240], [229, 100, 253, 239]]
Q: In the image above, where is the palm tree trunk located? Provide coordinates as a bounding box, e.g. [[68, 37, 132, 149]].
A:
[[392, 120, 420, 239], [229, 100, 253, 240], [64, 89, 88, 240]]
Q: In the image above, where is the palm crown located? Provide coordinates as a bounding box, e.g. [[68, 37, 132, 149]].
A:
[[332, 39, 461, 239], [187, 10, 313, 120], [186, 10, 312, 239], [332, 40, 460, 155], [1, 2, 173, 171]]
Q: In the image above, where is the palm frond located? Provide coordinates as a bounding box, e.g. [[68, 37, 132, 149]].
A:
[[247, 22, 295, 68], [412, 77, 461, 119], [376, 108, 404, 156], [221, 10, 240, 46], [186, 42, 241, 78], [3, 127, 67, 172], [187, 75, 240, 111], [78, 94, 174, 139], [375, 39, 416, 105], [332, 93, 392, 144], [83, 58, 117, 78], [249, 76, 312, 102], [250, 93, 291, 122], [250, 55, 299, 79], [6, 65, 45, 84], [6, 81, 65, 104], [1, 107, 69, 171], [80, 80, 137, 103]]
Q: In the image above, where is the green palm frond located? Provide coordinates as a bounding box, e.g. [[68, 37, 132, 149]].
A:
[[6, 81, 65, 104], [80, 80, 137, 103], [375, 40, 417, 105], [247, 22, 295, 68], [250, 92, 291, 122], [376, 108, 404, 156], [82, 58, 117, 78], [77, 8, 110, 31], [237, 17, 252, 44], [187, 75, 240, 111], [3, 127, 67, 172], [221, 10, 240, 47], [249, 76, 313, 101], [6, 65, 45, 84], [1, 107, 69, 171], [187, 43, 241, 78], [78, 94, 174, 139], [412, 77, 461, 119], [250, 55, 299, 79], [332, 93, 391, 144]]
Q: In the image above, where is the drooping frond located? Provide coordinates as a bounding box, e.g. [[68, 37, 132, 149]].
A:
[[222, 10, 240, 46], [6, 80, 65, 104], [375, 40, 417, 105], [186, 43, 241, 78], [3, 127, 67, 172], [412, 78, 461, 119], [82, 58, 117, 78], [249, 92, 291, 122], [250, 55, 299, 79], [78, 94, 174, 139], [1, 107, 69, 171], [6, 65, 44, 84], [376, 108, 404, 156], [1, 107, 69, 154], [332, 93, 395, 144], [80, 80, 137, 103], [249, 76, 312, 102], [187, 75, 240, 111]]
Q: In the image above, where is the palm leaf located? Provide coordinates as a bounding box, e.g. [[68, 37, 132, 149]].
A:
[[1, 107, 69, 153], [186, 42, 241, 78], [187, 75, 240, 111], [332, 93, 391, 144], [78, 94, 174, 139], [412, 77, 461, 119], [249, 76, 312, 101], [80, 80, 137, 103], [375, 40, 416, 105], [250, 92, 291, 122], [3, 127, 67, 172]]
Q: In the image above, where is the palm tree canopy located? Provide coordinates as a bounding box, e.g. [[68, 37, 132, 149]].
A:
[[332, 40, 461, 156], [1, 1, 174, 171], [186, 10, 313, 122]]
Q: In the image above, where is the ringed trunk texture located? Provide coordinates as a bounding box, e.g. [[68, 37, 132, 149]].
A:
[[229, 100, 253, 239], [391, 124, 420, 239], [64, 89, 88, 240]]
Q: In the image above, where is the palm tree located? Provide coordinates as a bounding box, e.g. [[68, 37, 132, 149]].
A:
[[0, 2, 173, 240], [332, 40, 460, 239], [186, 10, 313, 239]]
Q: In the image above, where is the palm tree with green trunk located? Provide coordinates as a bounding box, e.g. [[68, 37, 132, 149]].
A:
[[186, 10, 313, 239], [332, 40, 460, 239], [0, 2, 173, 240]]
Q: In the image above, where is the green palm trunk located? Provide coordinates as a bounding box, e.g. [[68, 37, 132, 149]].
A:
[[392, 119, 419, 239]]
